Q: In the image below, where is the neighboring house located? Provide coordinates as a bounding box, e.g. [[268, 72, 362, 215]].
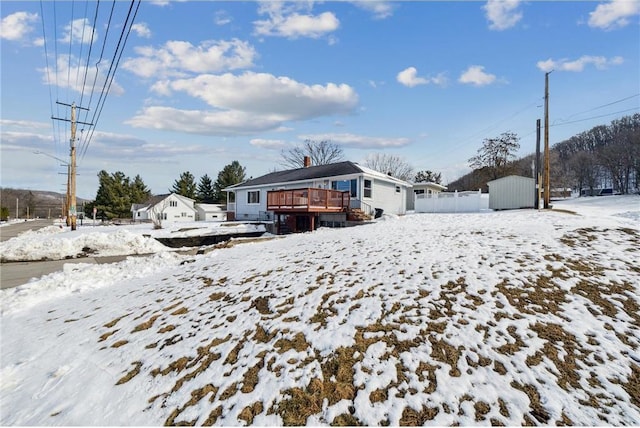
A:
[[131, 193, 197, 223], [224, 160, 411, 231], [196, 203, 227, 222], [407, 182, 447, 211], [487, 175, 536, 210]]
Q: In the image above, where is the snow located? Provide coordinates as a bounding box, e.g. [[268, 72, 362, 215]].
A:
[[0, 221, 267, 262], [1, 195, 639, 425]]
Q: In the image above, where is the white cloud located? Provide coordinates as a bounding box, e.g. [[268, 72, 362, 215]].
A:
[[483, 0, 523, 30], [588, 0, 640, 29], [397, 67, 428, 87], [127, 72, 358, 136], [131, 23, 151, 38], [351, 1, 395, 19], [166, 72, 358, 119], [254, 3, 340, 39], [40, 55, 124, 96], [214, 10, 232, 26], [126, 107, 282, 136], [59, 18, 97, 45], [298, 133, 411, 149], [250, 139, 288, 149], [123, 39, 256, 79], [458, 65, 497, 86], [397, 67, 448, 88], [0, 11, 38, 41], [536, 55, 625, 72]]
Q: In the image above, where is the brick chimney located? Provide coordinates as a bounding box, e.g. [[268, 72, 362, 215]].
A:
[[304, 156, 311, 168]]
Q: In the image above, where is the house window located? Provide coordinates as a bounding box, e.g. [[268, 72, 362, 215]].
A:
[[364, 179, 372, 198], [331, 179, 357, 197], [170, 200, 177, 207], [181, 212, 187, 217], [396, 185, 401, 193], [414, 189, 425, 195], [247, 191, 260, 204]]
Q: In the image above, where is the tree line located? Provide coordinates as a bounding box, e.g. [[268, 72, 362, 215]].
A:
[[86, 161, 247, 219], [448, 114, 639, 194]]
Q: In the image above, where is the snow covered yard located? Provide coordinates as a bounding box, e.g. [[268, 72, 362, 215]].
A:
[[1, 196, 639, 425]]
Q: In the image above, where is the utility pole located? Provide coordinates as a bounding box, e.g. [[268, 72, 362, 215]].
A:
[[52, 102, 92, 230], [543, 71, 552, 209], [535, 119, 541, 209]]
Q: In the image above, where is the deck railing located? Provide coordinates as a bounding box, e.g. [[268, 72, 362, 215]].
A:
[[267, 188, 350, 212]]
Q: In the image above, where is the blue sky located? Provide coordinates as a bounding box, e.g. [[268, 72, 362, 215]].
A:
[[1, 0, 639, 198]]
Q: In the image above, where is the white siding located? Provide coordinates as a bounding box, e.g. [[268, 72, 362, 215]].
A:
[[366, 178, 407, 216], [488, 176, 535, 210]]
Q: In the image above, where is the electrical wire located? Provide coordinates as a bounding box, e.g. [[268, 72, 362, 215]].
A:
[[78, 0, 100, 114], [77, 0, 116, 157], [80, 0, 141, 161]]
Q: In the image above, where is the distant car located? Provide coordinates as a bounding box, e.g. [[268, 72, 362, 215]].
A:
[[597, 188, 620, 196]]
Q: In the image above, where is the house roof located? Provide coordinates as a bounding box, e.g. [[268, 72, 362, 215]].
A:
[[131, 193, 196, 212], [225, 161, 411, 190], [410, 181, 448, 191], [487, 175, 535, 185]]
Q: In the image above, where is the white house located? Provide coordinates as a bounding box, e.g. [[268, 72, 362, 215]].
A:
[[131, 193, 197, 223], [224, 160, 411, 226], [195, 203, 227, 222], [407, 182, 448, 210]]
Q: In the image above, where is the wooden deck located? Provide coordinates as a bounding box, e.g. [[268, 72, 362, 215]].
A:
[[267, 188, 350, 213]]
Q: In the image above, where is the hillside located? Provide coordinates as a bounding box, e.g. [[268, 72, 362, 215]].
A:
[[0, 188, 90, 219], [1, 197, 639, 425]]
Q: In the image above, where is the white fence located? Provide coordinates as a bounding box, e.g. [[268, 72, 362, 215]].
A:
[[415, 190, 485, 213]]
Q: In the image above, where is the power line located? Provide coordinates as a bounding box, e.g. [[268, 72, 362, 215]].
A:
[[549, 107, 639, 127], [553, 93, 640, 125], [81, 0, 141, 161]]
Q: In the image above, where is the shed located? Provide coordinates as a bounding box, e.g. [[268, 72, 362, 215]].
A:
[[487, 175, 536, 210]]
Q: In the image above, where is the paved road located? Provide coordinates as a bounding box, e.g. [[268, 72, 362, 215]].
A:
[[0, 219, 54, 242], [0, 256, 132, 290]]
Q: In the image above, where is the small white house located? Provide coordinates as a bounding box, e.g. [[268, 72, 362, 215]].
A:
[[196, 203, 227, 222], [407, 182, 447, 210], [224, 161, 412, 221], [487, 175, 536, 210], [131, 193, 197, 223]]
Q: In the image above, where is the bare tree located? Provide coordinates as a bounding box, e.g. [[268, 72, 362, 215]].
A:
[[150, 199, 170, 230], [364, 153, 414, 181], [469, 132, 520, 180], [280, 140, 345, 169], [414, 170, 442, 184]]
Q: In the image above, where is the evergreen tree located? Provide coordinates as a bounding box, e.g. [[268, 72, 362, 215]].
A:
[[171, 171, 197, 199], [214, 161, 247, 203], [130, 174, 151, 203], [94, 170, 132, 219], [197, 174, 216, 203]]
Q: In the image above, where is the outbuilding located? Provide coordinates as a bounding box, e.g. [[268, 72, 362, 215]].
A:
[[487, 175, 536, 210]]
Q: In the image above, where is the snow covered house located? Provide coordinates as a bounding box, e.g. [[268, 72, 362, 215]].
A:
[[131, 193, 197, 223], [224, 159, 411, 232]]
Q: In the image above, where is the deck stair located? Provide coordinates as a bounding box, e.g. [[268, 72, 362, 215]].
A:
[[348, 208, 372, 222]]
